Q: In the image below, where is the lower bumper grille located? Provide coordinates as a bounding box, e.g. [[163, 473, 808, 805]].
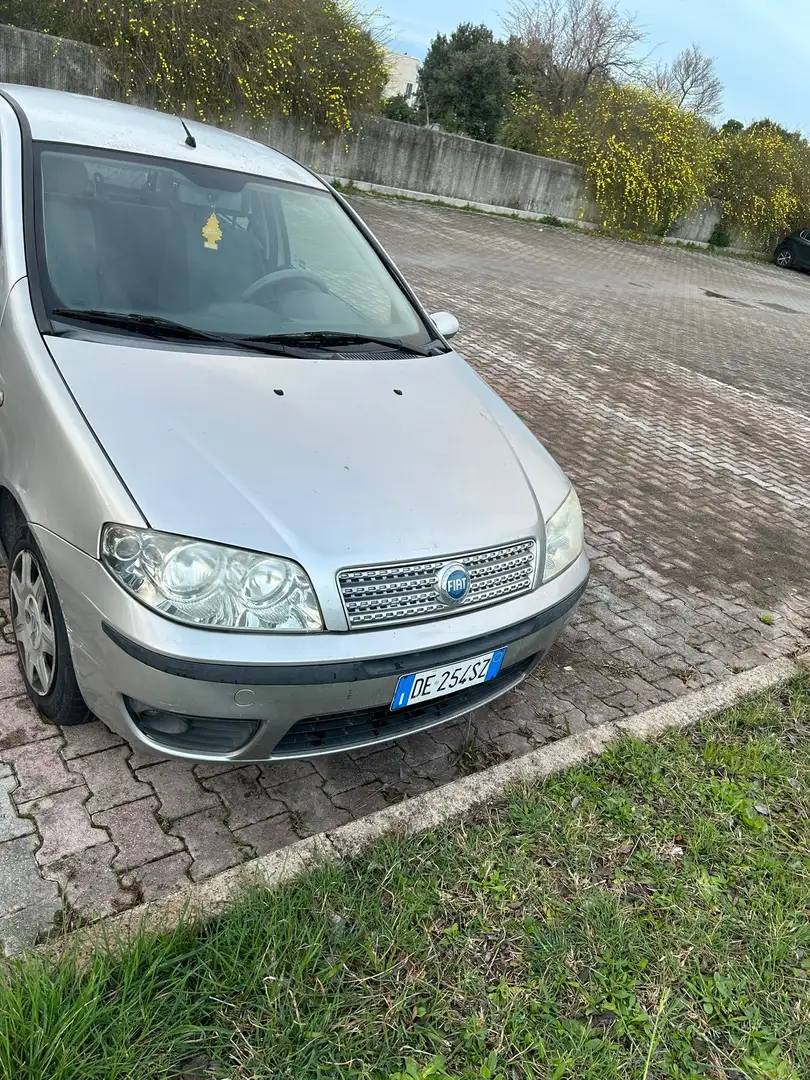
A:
[[271, 651, 540, 757], [126, 700, 259, 754]]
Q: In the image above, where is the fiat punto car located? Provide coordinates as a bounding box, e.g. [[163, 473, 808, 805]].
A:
[[0, 85, 588, 761]]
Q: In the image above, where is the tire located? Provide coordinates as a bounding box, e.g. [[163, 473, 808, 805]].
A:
[[775, 245, 795, 268], [8, 520, 90, 725]]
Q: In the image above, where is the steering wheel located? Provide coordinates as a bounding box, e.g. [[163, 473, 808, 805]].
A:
[[242, 267, 330, 305]]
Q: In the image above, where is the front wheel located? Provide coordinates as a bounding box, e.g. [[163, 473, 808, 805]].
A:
[[8, 523, 90, 725], [775, 245, 795, 268]]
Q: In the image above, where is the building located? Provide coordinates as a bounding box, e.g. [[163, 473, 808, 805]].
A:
[[384, 52, 421, 103]]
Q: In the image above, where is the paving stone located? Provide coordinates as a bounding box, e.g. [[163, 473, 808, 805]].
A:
[[0, 834, 61, 955], [193, 760, 241, 779], [233, 814, 301, 858], [0, 652, 24, 700], [121, 852, 193, 903], [313, 754, 367, 796], [351, 744, 408, 787], [394, 729, 445, 767], [60, 721, 125, 760], [4, 738, 84, 805], [135, 760, 221, 822], [0, 773, 34, 842], [385, 771, 441, 799], [169, 808, 244, 881], [492, 731, 535, 757], [259, 759, 320, 787], [202, 766, 286, 829], [428, 719, 473, 753], [267, 779, 352, 835], [46, 841, 134, 919], [26, 787, 109, 864], [95, 797, 184, 872], [559, 710, 591, 735], [0, 695, 54, 751], [127, 746, 170, 770], [330, 782, 394, 817], [412, 750, 463, 784], [69, 745, 154, 814]]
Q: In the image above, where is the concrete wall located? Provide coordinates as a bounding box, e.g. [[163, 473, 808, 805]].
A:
[[0, 23, 733, 246], [255, 114, 602, 224], [668, 200, 722, 243], [0, 23, 117, 98]]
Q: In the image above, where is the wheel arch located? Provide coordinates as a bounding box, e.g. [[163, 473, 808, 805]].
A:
[[0, 486, 27, 560]]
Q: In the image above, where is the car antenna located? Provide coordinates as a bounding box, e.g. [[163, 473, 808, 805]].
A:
[[179, 117, 197, 148]]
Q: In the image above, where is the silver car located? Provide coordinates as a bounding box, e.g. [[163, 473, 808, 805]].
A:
[[0, 85, 588, 762]]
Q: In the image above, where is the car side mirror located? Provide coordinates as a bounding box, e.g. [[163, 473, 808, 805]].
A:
[[430, 311, 459, 340]]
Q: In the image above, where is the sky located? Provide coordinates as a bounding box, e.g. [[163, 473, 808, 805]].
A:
[[380, 0, 810, 133]]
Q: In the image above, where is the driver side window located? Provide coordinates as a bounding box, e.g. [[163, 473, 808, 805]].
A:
[[276, 190, 392, 324]]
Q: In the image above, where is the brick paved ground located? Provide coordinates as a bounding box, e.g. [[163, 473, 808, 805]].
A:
[[2, 199, 809, 952]]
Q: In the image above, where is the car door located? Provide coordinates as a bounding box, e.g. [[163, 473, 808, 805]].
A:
[[795, 230, 810, 267]]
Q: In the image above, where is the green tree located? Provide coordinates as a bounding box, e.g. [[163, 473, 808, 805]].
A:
[[503, 82, 714, 234], [746, 117, 801, 142], [713, 123, 810, 244], [0, 0, 388, 133], [719, 118, 744, 136], [382, 94, 420, 124], [418, 23, 514, 142]]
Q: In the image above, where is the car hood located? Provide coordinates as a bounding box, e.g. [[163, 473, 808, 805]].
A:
[[48, 337, 568, 589]]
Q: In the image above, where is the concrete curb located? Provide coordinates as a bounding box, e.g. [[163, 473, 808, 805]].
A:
[[328, 177, 768, 258], [49, 655, 802, 958]]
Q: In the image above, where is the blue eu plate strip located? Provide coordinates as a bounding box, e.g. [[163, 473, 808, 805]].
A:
[[487, 648, 507, 679], [391, 672, 416, 711]]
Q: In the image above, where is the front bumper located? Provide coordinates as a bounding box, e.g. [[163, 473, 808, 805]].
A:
[[34, 526, 589, 762]]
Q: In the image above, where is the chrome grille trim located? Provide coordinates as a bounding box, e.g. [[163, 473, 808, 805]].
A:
[[338, 540, 537, 628]]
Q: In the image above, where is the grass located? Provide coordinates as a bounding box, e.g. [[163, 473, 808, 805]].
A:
[[3, 677, 810, 1080], [330, 179, 772, 262]]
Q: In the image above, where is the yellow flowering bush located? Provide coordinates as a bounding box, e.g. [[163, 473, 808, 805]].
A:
[[713, 124, 810, 244], [503, 83, 714, 234], [5, 0, 388, 132]]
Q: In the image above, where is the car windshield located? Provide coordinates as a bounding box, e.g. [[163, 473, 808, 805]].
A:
[[34, 144, 433, 349]]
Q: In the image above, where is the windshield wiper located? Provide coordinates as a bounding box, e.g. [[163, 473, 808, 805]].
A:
[[50, 309, 297, 355], [241, 330, 440, 356], [51, 308, 235, 344], [50, 311, 443, 358]]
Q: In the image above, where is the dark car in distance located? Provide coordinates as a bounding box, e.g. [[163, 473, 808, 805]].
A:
[[774, 230, 810, 269]]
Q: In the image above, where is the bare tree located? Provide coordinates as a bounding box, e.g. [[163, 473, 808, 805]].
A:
[[642, 43, 723, 119], [504, 0, 648, 113]]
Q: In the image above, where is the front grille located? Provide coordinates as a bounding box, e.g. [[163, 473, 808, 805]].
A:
[[271, 651, 539, 757], [338, 540, 538, 629]]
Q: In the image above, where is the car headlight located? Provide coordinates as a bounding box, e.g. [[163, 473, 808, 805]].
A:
[[101, 525, 323, 632], [543, 487, 584, 582]]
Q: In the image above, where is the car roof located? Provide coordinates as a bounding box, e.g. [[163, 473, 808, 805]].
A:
[[0, 84, 325, 190]]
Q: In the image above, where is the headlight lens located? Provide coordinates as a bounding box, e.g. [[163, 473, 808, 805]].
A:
[[543, 487, 584, 582], [101, 526, 323, 632]]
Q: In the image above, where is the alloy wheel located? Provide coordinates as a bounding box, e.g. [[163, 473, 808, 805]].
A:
[[10, 549, 57, 695], [777, 249, 793, 267]]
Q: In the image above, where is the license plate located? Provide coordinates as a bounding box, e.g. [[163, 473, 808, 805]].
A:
[[391, 648, 507, 711]]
